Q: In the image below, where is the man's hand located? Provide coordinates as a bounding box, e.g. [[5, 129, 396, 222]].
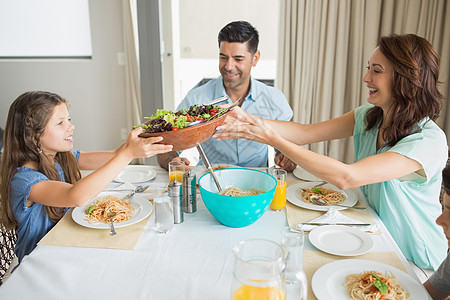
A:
[[274, 152, 296, 172], [170, 156, 193, 171]]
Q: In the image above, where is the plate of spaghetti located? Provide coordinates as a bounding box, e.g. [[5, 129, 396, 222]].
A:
[[311, 259, 427, 300], [287, 182, 357, 211], [72, 192, 153, 229]]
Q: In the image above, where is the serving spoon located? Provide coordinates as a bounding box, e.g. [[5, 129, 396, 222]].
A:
[[187, 97, 243, 128], [107, 211, 117, 236], [310, 195, 366, 210], [196, 144, 222, 192]]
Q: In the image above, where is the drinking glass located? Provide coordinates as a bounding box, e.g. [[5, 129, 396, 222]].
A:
[[231, 239, 287, 300], [280, 227, 304, 269], [154, 195, 174, 233], [169, 160, 185, 183], [284, 263, 308, 300], [270, 169, 287, 210]]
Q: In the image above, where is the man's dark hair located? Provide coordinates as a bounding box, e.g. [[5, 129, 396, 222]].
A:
[[218, 21, 259, 55]]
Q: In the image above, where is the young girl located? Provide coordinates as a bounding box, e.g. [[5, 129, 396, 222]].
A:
[[0, 91, 173, 263], [215, 34, 448, 270]]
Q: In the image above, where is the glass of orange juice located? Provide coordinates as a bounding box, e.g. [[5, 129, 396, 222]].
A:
[[169, 160, 185, 183], [270, 169, 287, 211]]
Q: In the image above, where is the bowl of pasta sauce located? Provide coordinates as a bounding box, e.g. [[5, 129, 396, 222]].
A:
[[198, 168, 277, 228]]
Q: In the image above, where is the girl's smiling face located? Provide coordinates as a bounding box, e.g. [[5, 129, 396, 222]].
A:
[[39, 103, 74, 157], [362, 47, 394, 110]]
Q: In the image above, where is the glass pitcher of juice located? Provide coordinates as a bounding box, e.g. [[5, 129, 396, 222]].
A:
[[270, 169, 287, 210], [231, 239, 287, 300]]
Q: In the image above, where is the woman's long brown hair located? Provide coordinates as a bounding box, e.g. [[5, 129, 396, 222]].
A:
[[0, 91, 81, 230], [365, 34, 443, 147]]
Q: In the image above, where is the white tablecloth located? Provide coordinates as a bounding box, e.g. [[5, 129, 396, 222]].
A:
[[0, 166, 425, 300]]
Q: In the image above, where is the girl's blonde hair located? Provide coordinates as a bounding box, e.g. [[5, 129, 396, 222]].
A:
[[0, 91, 81, 230]]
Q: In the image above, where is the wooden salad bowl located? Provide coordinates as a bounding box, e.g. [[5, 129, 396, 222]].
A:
[[138, 113, 227, 151]]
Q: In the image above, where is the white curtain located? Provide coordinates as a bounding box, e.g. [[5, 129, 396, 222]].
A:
[[277, 0, 450, 163], [122, 0, 144, 164]]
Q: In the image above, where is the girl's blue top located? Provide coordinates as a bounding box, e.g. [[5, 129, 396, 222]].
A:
[[10, 150, 80, 262]]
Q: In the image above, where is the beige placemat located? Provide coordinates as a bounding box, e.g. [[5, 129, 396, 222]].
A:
[[38, 207, 152, 250], [285, 180, 378, 232], [303, 250, 406, 300]]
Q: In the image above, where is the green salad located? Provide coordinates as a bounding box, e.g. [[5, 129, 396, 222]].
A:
[[134, 104, 225, 133]]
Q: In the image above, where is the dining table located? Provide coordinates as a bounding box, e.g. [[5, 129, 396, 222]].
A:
[[0, 165, 431, 300]]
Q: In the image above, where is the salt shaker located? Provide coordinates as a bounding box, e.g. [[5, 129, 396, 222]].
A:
[[182, 171, 197, 213], [154, 194, 174, 233], [168, 180, 183, 224]]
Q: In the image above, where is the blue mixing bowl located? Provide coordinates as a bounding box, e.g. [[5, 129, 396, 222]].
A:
[[198, 168, 277, 228]]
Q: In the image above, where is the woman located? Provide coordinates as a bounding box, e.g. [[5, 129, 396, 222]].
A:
[[0, 91, 172, 263], [215, 34, 447, 270]]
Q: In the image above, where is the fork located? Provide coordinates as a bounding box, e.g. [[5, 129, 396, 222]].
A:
[[312, 181, 327, 188], [121, 185, 149, 200]]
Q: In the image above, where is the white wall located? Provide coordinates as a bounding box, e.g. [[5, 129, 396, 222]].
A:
[[179, 0, 279, 60], [0, 0, 127, 152], [170, 0, 280, 106]]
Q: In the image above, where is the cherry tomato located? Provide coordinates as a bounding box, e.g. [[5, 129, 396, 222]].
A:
[[192, 116, 197, 120], [197, 116, 204, 121], [172, 126, 179, 131], [186, 115, 191, 121], [210, 109, 218, 116]]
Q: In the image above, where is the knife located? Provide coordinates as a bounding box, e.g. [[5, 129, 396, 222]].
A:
[[299, 223, 372, 226]]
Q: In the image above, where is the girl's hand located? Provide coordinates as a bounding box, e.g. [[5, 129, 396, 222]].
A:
[[214, 107, 277, 146], [124, 127, 173, 159]]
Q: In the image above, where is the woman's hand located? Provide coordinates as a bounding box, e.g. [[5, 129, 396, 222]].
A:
[[214, 107, 279, 146], [123, 127, 173, 159]]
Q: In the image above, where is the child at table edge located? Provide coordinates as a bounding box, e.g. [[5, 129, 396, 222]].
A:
[[424, 164, 450, 300], [0, 91, 173, 264]]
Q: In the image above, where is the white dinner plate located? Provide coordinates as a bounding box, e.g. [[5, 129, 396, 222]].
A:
[[72, 192, 153, 229], [114, 165, 156, 183], [309, 225, 373, 256], [311, 259, 430, 300], [287, 182, 356, 211], [292, 166, 321, 181]]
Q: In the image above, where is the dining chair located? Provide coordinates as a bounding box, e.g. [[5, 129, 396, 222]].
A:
[[0, 225, 17, 285]]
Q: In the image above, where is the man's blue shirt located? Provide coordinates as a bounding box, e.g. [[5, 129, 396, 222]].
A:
[[177, 76, 292, 167]]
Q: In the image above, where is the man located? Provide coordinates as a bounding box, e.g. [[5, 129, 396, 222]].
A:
[[157, 21, 295, 171], [424, 164, 450, 300]]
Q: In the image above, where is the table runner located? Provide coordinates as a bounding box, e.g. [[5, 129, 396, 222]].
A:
[[38, 207, 152, 250], [285, 179, 377, 232], [303, 250, 406, 300]]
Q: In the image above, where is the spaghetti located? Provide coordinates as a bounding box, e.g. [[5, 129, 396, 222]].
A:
[[345, 270, 411, 300], [85, 195, 134, 224], [300, 187, 346, 205], [219, 187, 265, 197]]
